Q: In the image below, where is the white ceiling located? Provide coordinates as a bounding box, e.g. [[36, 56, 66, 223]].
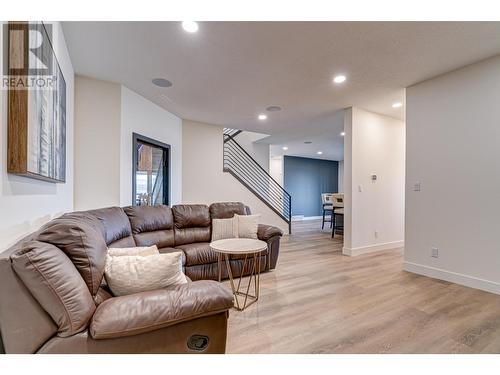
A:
[[62, 22, 500, 160]]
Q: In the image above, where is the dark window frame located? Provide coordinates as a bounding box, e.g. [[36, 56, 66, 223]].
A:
[[132, 132, 171, 206]]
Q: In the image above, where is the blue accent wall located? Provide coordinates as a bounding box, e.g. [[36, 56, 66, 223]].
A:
[[284, 156, 339, 217]]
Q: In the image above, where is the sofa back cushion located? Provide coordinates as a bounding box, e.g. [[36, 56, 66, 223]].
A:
[[36, 218, 107, 296], [209, 202, 247, 219], [88, 207, 136, 247], [11, 241, 96, 338], [0, 233, 58, 353], [123, 205, 175, 248], [172, 204, 211, 246]]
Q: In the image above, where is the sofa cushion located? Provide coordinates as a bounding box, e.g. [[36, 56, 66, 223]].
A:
[[108, 236, 136, 248], [36, 218, 107, 295], [60, 211, 106, 239], [257, 224, 284, 241], [133, 230, 175, 249], [104, 252, 187, 297], [173, 204, 211, 228], [123, 205, 176, 248], [176, 242, 218, 266], [89, 207, 133, 246], [209, 202, 246, 219], [211, 217, 238, 242], [11, 241, 96, 337], [159, 247, 186, 266], [107, 245, 159, 257], [172, 205, 211, 245], [235, 214, 259, 239], [124, 205, 174, 233], [90, 280, 233, 339]]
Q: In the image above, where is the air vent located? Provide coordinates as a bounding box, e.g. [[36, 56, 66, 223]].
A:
[[152, 78, 173, 88]]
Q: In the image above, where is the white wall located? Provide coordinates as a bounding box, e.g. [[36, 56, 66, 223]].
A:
[[120, 87, 182, 206], [344, 107, 405, 256], [404, 55, 500, 294], [73, 79, 182, 209], [235, 131, 270, 172], [338, 160, 344, 193], [74, 76, 121, 210], [0, 22, 74, 250], [269, 156, 284, 187], [183, 120, 289, 233]]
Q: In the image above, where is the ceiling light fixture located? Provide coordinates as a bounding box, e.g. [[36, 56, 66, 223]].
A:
[[340, 131, 345, 136], [152, 78, 173, 88], [282, 146, 288, 151], [304, 141, 312, 144], [266, 105, 283, 112], [182, 21, 199, 33], [317, 151, 323, 155], [392, 102, 403, 108], [258, 114, 267, 120], [333, 75, 346, 84]]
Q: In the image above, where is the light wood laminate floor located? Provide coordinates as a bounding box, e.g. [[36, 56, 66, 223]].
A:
[[225, 220, 500, 353]]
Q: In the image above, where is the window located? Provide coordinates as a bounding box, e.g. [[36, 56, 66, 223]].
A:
[[132, 133, 170, 206]]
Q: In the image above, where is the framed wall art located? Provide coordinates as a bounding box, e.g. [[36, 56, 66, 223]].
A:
[[7, 21, 66, 183]]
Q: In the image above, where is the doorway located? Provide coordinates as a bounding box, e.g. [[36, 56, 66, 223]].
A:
[[132, 133, 170, 206]]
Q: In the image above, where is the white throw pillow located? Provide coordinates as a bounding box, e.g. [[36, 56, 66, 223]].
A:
[[107, 245, 159, 257], [235, 214, 260, 239], [104, 252, 187, 296], [211, 217, 239, 241]]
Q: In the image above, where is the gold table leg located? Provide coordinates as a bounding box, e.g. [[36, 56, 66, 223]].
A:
[[221, 252, 262, 311]]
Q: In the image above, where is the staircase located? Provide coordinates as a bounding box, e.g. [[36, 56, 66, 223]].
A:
[[223, 128, 292, 234]]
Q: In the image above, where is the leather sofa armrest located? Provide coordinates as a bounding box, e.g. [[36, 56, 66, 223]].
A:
[[90, 280, 233, 340], [257, 224, 283, 242]]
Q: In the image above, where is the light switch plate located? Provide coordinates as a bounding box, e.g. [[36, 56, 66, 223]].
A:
[[431, 247, 439, 258], [413, 182, 421, 191]]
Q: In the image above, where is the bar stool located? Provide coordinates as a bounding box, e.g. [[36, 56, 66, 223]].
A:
[[331, 194, 344, 238], [321, 193, 334, 230], [332, 208, 344, 238]]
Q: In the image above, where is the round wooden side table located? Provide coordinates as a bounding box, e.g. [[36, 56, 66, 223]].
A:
[[210, 238, 267, 311]]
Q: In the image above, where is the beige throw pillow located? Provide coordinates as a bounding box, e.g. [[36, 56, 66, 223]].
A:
[[235, 214, 260, 239], [211, 217, 239, 241], [104, 252, 187, 296], [107, 245, 159, 257]]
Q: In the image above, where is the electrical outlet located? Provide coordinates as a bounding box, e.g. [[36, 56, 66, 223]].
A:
[[431, 247, 439, 258]]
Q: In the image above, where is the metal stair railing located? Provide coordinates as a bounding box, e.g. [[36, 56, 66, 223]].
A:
[[223, 128, 292, 234]]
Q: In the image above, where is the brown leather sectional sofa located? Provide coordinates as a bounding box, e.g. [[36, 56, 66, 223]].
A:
[[0, 202, 283, 354]]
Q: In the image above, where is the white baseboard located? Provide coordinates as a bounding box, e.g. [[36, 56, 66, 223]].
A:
[[342, 240, 404, 256], [403, 261, 500, 295], [292, 215, 328, 221]]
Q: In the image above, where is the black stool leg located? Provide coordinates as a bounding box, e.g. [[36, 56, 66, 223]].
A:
[[322, 209, 326, 230], [332, 213, 336, 238]]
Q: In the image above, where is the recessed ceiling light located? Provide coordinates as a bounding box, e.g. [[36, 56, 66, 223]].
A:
[[266, 105, 282, 112], [182, 21, 199, 33], [282, 146, 288, 151], [317, 151, 323, 155], [333, 75, 346, 84], [304, 141, 312, 144], [392, 102, 403, 108], [340, 131, 345, 136], [152, 78, 173, 88], [258, 114, 267, 120]]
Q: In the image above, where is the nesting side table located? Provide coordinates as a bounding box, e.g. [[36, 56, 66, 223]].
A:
[[210, 238, 267, 311]]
